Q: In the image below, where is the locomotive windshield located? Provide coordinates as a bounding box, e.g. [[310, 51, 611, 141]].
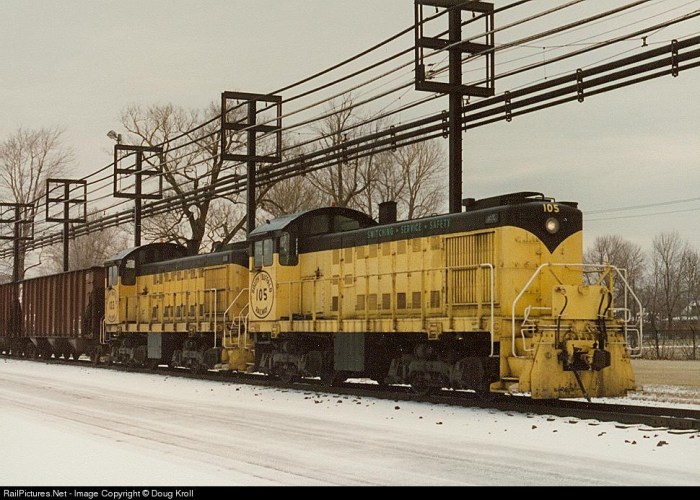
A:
[[254, 239, 274, 268]]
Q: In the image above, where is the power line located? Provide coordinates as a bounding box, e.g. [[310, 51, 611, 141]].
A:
[[587, 196, 700, 215]]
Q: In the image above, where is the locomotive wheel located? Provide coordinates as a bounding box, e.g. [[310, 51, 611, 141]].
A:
[[411, 384, 433, 397], [475, 388, 496, 402], [372, 378, 389, 389], [133, 345, 147, 366], [410, 378, 435, 397], [320, 370, 339, 387], [278, 370, 297, 385]]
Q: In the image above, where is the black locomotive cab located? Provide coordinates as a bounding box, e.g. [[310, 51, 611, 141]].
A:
[[249, 207, 377, 268]]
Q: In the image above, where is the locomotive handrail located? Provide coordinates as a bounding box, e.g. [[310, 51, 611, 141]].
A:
[[478, 263, 496, 357], [628, 327, 642, 358], [224, 288, 248, 319], [614, 307, 643, 357], [511, 263, 644, 358], [237, 305, 250, 348], [592, 265, 644, 358], [210, 288, 218, 348], [520, 305, 552, 355], [223, 288, 248, 349]]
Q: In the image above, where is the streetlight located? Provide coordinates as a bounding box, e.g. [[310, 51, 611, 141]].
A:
[[106, 130, 122, 144]]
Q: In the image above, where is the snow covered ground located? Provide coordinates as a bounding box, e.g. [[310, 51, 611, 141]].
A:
[[0, 358, 698, 486]]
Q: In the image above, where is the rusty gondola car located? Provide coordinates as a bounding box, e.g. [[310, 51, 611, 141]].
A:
[[0, 267, 105, 360]]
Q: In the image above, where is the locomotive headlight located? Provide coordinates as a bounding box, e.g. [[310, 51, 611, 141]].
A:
[[545, 217, 560, 234]]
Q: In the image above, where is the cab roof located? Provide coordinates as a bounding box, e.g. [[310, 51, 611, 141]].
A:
[[249, 206, 377, 239], [104, 242, 187, 266]]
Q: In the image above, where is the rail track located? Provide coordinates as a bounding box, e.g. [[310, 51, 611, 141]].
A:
[[3, 352, 699, 432]]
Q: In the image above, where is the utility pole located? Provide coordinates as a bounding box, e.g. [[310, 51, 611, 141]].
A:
[[448, 8, 463, 214], [113, 145, 164, 247], [414, 0, 495, 213], [45, 178, 87, 272], [221, 91, 282, 236], [0, 203, 34, 282]]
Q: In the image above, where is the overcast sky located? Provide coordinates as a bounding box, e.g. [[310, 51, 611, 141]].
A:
[[1, 0, 699, 252]]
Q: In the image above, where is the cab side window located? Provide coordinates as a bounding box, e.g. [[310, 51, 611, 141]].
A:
[[279, 232, 298, 266], [122, 258, 136, 286], [107, 265, 119, 287]]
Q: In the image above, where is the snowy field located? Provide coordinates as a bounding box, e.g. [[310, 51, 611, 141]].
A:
[[0, 358, 698, 486]]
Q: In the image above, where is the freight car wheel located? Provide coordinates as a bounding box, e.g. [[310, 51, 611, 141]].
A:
[[90, 347, 102, 366]]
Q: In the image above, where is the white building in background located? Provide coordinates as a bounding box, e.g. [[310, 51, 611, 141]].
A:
[[676, 300, 700, 322]]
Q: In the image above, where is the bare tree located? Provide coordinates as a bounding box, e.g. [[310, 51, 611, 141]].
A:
[[681, 247, 700, 321], [306, 93, 445, 221], [308, 93, 387, 211], [259, 141, 322, 218], [0, 127, 72, 279], [584, 234, 647, 327], [374, 140, 445, 220], [120, 102, 246, 255], [584, 234, 646, 287], [260, 175, 322, 218], [44, 213, 129, 273], [649, 231, 689, 328], [683, 248, 700, 360]]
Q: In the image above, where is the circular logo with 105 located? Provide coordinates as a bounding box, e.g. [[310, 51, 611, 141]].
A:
[[251, 271, 274, 318]]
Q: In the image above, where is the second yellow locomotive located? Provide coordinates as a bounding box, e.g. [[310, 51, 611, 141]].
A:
[[103, 241, 253, 372]]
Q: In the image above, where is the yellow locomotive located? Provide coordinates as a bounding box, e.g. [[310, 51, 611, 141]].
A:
[[246, 192, 641, 399], [103, 241, 253, 372]]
